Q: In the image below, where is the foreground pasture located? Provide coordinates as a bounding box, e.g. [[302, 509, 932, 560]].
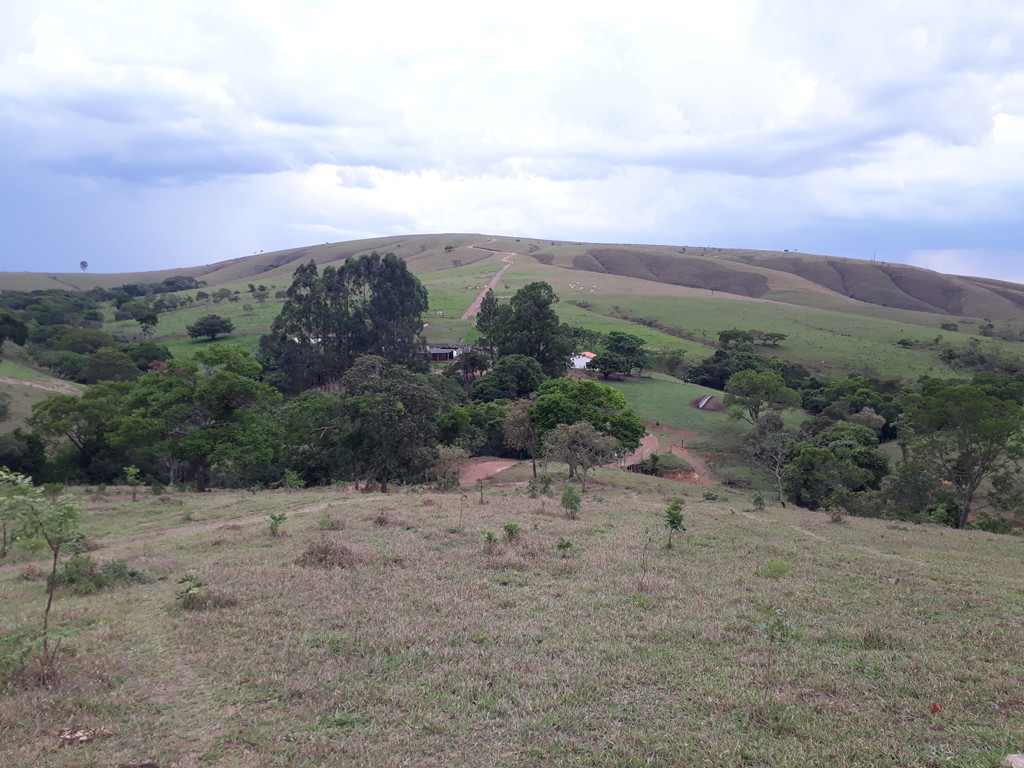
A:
[[1, 485, 1022, 767]]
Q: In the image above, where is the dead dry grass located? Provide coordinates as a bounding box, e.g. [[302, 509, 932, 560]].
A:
[[1, 486, 1022, 767]]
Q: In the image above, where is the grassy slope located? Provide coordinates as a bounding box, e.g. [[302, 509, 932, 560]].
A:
[[1, 486, 1021, 767], [572, 294, 973, 380]]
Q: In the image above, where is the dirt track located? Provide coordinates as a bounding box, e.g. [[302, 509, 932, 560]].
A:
[[460, 240, 515, 320], [459, 459, 518, 485], [0, 376, 81, 395]]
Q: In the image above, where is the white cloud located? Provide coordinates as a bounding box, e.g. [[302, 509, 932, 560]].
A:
[[1, 0, 1024, 280]]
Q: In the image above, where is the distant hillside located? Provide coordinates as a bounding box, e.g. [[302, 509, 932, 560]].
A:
[[3, 234, 1022, 321]]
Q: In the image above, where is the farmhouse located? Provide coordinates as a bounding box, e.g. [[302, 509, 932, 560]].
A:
[[427, 344, 469, 362], [570, 351, 597, 369]]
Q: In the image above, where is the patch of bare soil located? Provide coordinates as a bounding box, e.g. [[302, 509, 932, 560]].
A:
[[460, 459, 518, 485], [612, 430, 713, 486]]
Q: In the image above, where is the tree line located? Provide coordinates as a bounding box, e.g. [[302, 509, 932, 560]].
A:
[[4, 254, 644, 495]]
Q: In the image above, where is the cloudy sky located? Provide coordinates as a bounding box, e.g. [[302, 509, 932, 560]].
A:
[[2, 0, 1023, 282]]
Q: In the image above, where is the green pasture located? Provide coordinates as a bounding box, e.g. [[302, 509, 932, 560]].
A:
[[575, 293, 975, 379], [3, 486, 1022, 767]]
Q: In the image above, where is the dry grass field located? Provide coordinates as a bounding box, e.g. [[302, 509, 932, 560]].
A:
[[2, 482, 1022, 767]]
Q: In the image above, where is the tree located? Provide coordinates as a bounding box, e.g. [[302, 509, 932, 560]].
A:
[[587, 351, 631, 379], [450, 350, 490, 388], [724, 370, 802, 423], [0, 469, 80, 679], [783, 422, 889, 510], [186, 314, 234, 341], [745, 411, 798, 507], [136, 311, 159, 337], [111, 347, 281, 490], [0, 429, 46, 478], [531, 378, 645, 456], [79, 348, 141, 384], [79, 260, 88, 272], [30, 381, 135, 482], [270, 389, 345, 487], [259, 253, 428, 393], [689, 348, 767, 389], [471, 354, 546, 401], [486, 282, 574, 378], [901, 380, 1024, 528], [337, 356, 442, 493], [718, 329, 755, 348], [475, 289, 501, 362], [543, 422, 618, 493], [0, 310, 28, 361], [504, 397, 540, 478], [432, 445, 468, 490], [603, 331, 652, 375]]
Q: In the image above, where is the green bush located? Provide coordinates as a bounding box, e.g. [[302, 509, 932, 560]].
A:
[[0, 627, 35, 689], [279, 469, 305, 490], [561, 484, 582, 519], [50, 555, 146, 594], [967, 516, 1011, 534]]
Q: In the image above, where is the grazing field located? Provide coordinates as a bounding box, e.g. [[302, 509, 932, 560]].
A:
[[571, 294, 969, 380], [1, 484, 1022, 767]]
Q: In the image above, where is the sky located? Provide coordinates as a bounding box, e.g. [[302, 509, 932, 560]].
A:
[[1, 0, 1023, 283]]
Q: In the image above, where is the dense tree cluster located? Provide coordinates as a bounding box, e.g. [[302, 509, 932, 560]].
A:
[[475, 283, 574, 377], [258, 253, 429, 393]]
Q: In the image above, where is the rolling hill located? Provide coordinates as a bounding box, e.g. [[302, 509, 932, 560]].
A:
[[5, 234, 1024, 322]]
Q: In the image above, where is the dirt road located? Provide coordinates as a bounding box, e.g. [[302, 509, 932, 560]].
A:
[[460, 240, 515, 320]]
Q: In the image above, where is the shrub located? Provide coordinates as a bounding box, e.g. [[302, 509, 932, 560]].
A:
[[50, 555, 146, 594], [967, 516, 1011, 534], [267, 513, 287, 535], [296, 540, 358, 569], [664, 499, 686, 548], [278, 469, 305, 490], [556, 537, 573, 556], [0, 627, 35, 690], [503, 522, 521, 540], [702, 490, 721, 501], [752, 491, 766, 510], [560, 484, 582, 519]]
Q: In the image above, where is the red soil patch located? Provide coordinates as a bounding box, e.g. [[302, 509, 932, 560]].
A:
[[460, 459, 518, 485]]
